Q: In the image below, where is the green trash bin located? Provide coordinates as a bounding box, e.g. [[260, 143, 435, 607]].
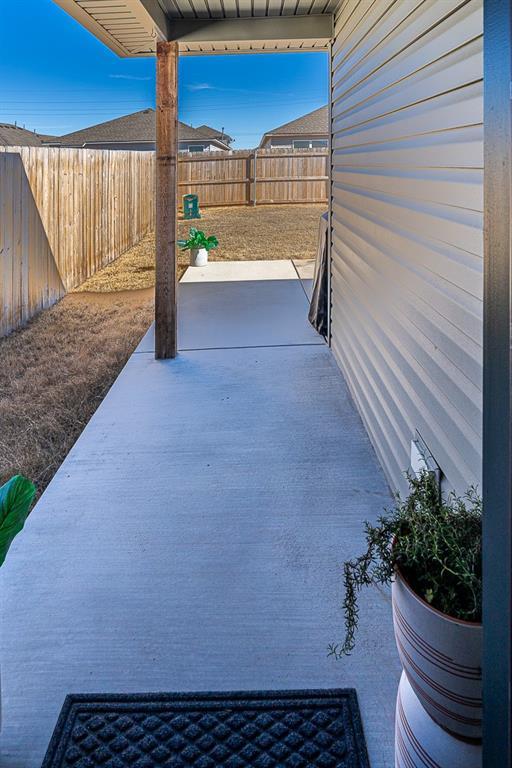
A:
[[183, 194, 201, 220]]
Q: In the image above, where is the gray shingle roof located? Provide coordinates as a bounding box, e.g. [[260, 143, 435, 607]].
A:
[[52, 109, 155, 145], [50, 109, 231, 147], [195, 124, 233, 143], [261, 106, 328, 141], [0, 124, 53, 147]]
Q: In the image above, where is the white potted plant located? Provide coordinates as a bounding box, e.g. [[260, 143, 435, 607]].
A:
[[178, 227, 218, 267], [330, 472, 482, 767]]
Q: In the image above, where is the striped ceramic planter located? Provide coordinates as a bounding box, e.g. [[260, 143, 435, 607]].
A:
[[392, 569, 482, 741], [396, 672, 481, 768]]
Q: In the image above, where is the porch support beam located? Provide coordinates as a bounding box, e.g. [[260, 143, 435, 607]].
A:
[[166, 14, 333, 44], [482, 0, 512, 765], [155, 40, 178, 360]]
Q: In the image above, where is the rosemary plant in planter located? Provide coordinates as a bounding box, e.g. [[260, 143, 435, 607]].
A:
[[178, 228, 218, 268], [331, 472, 482, 764]]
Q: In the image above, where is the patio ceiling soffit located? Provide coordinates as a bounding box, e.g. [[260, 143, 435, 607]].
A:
[[53, 0, 333, 57]]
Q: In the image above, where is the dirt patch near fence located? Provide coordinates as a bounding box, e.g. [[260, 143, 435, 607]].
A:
[[0, 290, 153, 498], [76, 203, 325, 292]]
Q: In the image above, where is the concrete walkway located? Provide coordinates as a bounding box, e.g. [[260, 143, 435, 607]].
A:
[[0, 261, 400, 767]]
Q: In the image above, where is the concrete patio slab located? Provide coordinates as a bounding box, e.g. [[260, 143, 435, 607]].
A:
[[182, 259, 297, 282], [136, 279, 322, 353], [293, 258, 315, 280], [293, 259, 315, 300], [0, 272, 399, 768], [301, 278, 314, 301]]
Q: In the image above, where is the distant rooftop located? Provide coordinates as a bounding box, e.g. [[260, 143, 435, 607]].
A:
[[194, 124, 234, 143], [48, 109, 233, 148], [260, 106, 328, 145], [0, 124, 55, 147]]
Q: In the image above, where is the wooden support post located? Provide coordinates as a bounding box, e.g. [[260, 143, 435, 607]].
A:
[[155, 41, 178, 359]]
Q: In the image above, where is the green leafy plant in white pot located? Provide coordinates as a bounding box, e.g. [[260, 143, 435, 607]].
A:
[[0, 475, 35, 731], [178, 228, 218, 267], [330, 472, 482, 767]]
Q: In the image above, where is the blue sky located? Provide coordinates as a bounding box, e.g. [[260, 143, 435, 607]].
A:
[[0, 0, 328, 148]]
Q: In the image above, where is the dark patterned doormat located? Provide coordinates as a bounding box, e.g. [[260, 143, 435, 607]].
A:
[[42, 689, 369, 768]]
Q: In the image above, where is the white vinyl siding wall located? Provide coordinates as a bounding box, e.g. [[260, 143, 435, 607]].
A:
[[329, 0, 483, 495]]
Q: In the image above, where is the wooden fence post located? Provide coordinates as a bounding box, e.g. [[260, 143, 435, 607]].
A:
[[252, 149, 257, 206], [245, 153, 252, 205], [155, 40, 178, 360]]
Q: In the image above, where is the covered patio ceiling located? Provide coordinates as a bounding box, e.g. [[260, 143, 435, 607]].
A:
[[54, 0, 335, 56]]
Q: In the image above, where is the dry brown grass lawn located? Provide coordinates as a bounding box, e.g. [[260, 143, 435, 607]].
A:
[[0, 290, 153, 496], [77, 203, 325, 292], [1, 204, 323, 498]]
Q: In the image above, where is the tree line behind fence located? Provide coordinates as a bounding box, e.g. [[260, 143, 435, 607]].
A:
[[0, 145, 328, 336]]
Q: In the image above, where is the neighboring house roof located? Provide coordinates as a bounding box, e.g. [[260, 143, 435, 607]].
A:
[[51, 109, 155, 146], [0, 123, 54, 147], [48, 109, 231, 149], [195, 124, 233, 144], [259, 106, 328, 146], [179, 122, 229, 144]]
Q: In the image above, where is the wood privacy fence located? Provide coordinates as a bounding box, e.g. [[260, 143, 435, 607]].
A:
[[1, 145, 326, 336], [0, 145, 155, 336], [1, 151, 65, 336], [179, 148, 329, 206]]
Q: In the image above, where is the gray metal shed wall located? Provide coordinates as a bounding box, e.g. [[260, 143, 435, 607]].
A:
[[329, 0, 483, 495]]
